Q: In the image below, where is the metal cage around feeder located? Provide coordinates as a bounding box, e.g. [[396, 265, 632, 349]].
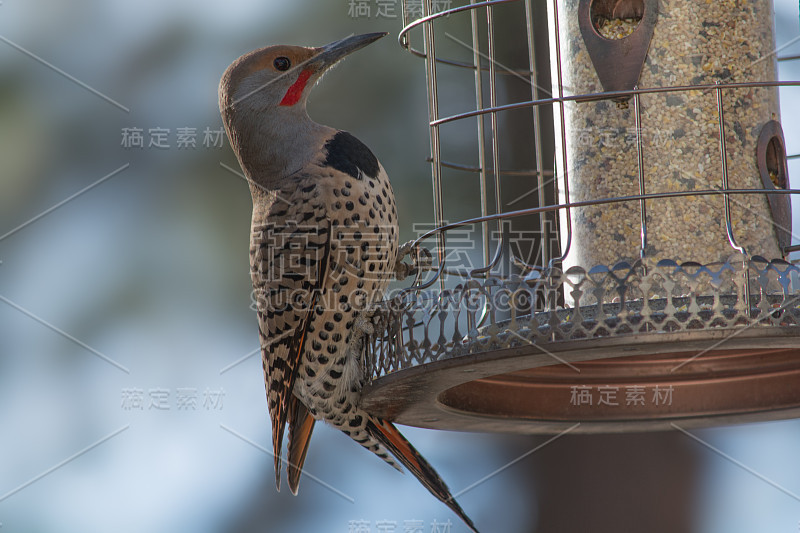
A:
[[362, 0, 800, 434]]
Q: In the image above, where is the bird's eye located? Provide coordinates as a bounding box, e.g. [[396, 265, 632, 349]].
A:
[[273, 57, 291, 71]]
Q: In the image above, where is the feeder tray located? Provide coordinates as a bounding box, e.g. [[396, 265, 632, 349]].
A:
[[363, 259, 800, 433]]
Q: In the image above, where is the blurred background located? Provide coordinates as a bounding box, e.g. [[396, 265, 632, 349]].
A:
[[1, 1, 799, 532]]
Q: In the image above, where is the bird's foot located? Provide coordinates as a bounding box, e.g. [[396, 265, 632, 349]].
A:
[[354, 309, 376, 337], [394, 241, 433, 280]]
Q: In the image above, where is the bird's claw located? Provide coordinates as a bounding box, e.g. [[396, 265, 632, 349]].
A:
[[354, 309, 376, 337], [394, 241, 433, 280]]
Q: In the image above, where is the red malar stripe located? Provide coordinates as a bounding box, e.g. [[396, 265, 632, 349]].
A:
[[279, 69, 313, 107]]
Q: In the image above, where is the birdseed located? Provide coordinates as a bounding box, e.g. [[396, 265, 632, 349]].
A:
[[596, 17, 641, 40], [550, 0, 783, 275]]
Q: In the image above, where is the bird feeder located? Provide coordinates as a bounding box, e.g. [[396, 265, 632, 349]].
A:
[[363, 0, 800, 434], [556, 0, 786, 271]]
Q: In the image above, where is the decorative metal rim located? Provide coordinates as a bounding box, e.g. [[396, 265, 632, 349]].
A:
[[364, 256, 800, 433], [363, 306, 800, 434]]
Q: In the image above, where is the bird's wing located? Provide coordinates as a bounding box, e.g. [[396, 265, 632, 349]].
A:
[[286, 395, 315, 495], [251, 206, 330, 491], [365, 416, 480, 533]]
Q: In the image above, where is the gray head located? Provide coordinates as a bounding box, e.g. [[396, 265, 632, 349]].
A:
[[219, 33, 387, 184]]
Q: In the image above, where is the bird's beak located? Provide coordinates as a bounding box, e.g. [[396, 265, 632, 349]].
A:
[[310, 32, 388, 72]]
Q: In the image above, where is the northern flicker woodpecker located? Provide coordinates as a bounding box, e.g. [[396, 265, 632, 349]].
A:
[[219, 33, 479, 532]]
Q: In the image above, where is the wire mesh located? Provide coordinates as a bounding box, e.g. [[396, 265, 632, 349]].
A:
[[400, 0, 798, 275]]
